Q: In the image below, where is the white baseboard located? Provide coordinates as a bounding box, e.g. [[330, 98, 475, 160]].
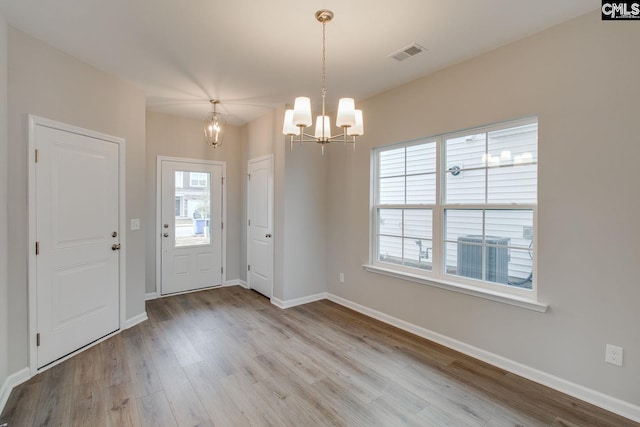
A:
[[124, 312, 148, 329], [144, 292, 158, 301], [0, 367, 30, 414], [326, 293, 640, 423], [271, 292, 327, 309], [224, 279, 248, 289]]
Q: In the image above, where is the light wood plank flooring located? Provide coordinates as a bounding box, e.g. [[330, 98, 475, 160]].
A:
[[1, 286, 637, 426]]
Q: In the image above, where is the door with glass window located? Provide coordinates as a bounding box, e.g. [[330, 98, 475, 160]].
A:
[[160, 159, 224, 295]]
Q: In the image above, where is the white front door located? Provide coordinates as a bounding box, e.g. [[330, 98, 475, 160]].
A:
[[160, 159, 224, 295], [247, 155, 274, 298], [35, 124, 120, 368]]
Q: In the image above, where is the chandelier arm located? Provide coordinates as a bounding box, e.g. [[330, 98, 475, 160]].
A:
[[293, 132, 357, 145], [325, 132, 352, 141]]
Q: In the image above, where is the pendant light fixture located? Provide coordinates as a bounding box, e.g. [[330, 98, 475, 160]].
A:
[[204, 99, 225, 148], [282, 10, 364, 155]]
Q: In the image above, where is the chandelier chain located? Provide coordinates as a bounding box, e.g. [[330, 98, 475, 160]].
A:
[[321, 20, 327, 118]]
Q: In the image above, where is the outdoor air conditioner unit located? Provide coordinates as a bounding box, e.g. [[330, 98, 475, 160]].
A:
[[457, 235, 510, 284]]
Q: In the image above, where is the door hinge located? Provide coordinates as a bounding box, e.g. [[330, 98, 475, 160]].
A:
[[248, 219, 251, 226], [222, 177, 225, 185], [248, 174, 251, 181], [35, 149, 39, 163], [221, 267, 224, 274], [36, 333, 41, 347], [248, 265, 251, 271], [35, 241, 40, 255], [221, 222, 224, 230]]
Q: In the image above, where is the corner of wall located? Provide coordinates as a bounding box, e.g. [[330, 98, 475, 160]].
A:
[[0, 11, 9, 399]]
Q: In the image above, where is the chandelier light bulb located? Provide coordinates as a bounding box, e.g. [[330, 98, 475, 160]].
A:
[[292, 97, 312, 127], [336, 98, 356, 128], [283, 109, 300, 136], [347, 110, 364, 136], [314, 115, 332, 140]]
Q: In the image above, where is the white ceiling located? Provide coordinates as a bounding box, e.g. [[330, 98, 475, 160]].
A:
[[0, 0, 598, 125]]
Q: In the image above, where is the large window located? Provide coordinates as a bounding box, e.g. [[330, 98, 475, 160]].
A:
[[372, 118, 537, 298]]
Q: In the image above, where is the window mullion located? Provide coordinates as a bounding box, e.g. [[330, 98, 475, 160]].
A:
[[482, 209, 487, 282], [372, 154, 380, 264], [433, 135, 444, 276], [402, 148, 407, 265], [401, 209, 405, 266]]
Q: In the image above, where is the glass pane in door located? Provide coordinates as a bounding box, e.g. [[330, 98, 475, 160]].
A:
[[175, 170, 211, 247]]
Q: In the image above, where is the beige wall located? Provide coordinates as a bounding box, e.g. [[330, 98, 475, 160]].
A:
[[240, 108, 281, 285], [242, 106, 328, 301], [0, 13, 8, 390], [327, 11, 640, 406], [283, 137, 328, 300], [145, 111, 243, 293], [6, 28, 147, 373], [242, 108, 284, 295]]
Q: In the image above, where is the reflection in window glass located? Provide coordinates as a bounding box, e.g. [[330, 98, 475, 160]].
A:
[[444, 209, 533, 289], [190, 172, 208, 187], [378, 209, 432, 271], [175, 171, 211, 247]]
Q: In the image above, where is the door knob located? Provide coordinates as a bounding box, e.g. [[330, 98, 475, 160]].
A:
[[265, 234, 272, 238], [111, 244, 121, 251], [164, 233, 169, 238], [112, 231, 118, 238]]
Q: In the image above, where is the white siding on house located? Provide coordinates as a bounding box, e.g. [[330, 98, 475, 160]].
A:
[[445, 123, 537, 204]]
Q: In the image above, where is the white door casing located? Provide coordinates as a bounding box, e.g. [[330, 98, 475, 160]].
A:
[[247, 155, 274, 298], [28, 116, 125, 371], [159, 158, 225, 295]]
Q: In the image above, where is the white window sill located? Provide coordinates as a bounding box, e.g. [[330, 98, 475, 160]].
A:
[[362, 264, 548, 313]]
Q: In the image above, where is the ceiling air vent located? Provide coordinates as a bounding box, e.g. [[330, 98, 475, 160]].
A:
[[389, 43, 426, 62]]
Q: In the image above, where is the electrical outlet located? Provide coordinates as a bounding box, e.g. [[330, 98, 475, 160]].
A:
[[339, 273, 344, 283], [605, 344, 623, 367], [523, 225, 533, 240]]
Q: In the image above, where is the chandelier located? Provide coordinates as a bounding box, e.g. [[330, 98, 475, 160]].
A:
[[282, 10, 364, 155], [204, 99, 225, 148]]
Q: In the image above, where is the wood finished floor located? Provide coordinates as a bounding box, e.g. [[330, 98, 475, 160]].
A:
[[1, 286, 637, 427]]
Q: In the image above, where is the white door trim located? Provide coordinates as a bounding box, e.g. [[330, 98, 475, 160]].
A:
[[155, 156, 227, 296], [247, 154, 274, 298], [27, 115, 127, 376]]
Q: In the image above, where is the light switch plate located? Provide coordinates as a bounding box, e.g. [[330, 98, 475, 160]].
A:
[[131, 219, 141, 231]]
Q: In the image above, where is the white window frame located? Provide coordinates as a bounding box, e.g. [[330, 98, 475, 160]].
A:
[[189, 172, 208, 188], [367, 117, 545, 311]]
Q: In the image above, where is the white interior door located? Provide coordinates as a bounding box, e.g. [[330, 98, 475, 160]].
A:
[[35, 124, 120, 368], [160, 159, 224, 295], [247, 155, 274, 298]]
